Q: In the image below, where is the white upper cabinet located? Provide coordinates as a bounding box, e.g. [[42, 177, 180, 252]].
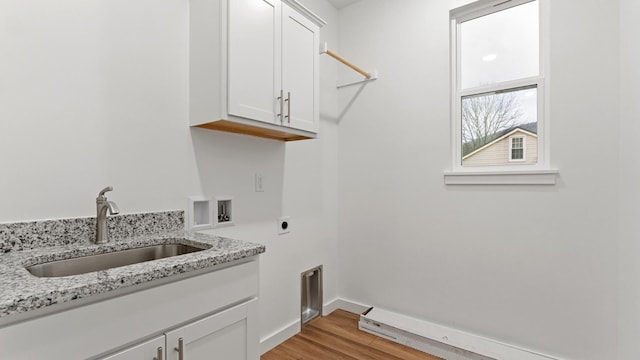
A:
[[281, 2, 320, 133], [190, 0, 325, 141], [228, 0, 279, 124]]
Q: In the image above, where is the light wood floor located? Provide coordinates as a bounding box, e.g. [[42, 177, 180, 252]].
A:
[[261, 310, 443, 360]]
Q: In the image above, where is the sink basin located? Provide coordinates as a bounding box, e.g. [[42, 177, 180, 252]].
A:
[[26, 244, 205, 278]]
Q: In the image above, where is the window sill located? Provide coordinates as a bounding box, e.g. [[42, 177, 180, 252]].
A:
[[443, 169, 559, 185]]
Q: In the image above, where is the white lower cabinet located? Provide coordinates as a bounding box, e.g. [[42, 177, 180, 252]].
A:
[[0, 259, 259, 360], [102, 299, 258, 360], [166, 299, 258, 360], [101, 335, 165, 360]]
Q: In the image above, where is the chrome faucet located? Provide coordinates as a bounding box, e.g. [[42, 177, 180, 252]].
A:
[[95, 186, 120, 244]]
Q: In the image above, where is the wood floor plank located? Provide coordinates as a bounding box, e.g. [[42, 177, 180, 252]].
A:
[[283, 335, 355, 360], [370, 337, 443, 360], [308, 315, 377, 346], [262, 310, 442, 360], [260, 346, 301, 360], [300, 325, 406, 360], [328, 309, 361, 322]]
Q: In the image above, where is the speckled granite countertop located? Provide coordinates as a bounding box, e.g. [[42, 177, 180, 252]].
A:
[[0, 212, 265, 319], [0, 231, 265, 319]]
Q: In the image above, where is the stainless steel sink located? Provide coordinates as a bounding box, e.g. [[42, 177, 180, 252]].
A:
[[26, 244, 205, 278]]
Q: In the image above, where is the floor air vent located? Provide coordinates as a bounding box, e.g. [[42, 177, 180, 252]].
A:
[[301, 265, 323, 326]]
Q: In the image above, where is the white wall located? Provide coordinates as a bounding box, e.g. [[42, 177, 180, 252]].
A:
[[0, 0, 340, 348], [4, 0, 635, 358], [336, 1, 619, 359], [206, 0, 341, 347], [0, 0, 196, 220], [618, 0, 640, 358]]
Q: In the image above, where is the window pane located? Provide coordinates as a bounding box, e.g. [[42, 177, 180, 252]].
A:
[[461, 87, 537, 167], [511, 148, 524, 160], [460, 1, 539, 89], [512, 138, 523, 149], [512, 148, 524, 160]]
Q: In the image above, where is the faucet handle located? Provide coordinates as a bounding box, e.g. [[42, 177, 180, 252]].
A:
[[98, 186, 114, 199]]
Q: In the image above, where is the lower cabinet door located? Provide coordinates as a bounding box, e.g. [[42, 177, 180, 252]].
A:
[[165, 298, 259, 360], [100, 335, 165, 360]]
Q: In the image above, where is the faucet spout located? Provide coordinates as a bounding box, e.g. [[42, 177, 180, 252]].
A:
[[95, 187, 119, 244], [107, 201, 120, 215]]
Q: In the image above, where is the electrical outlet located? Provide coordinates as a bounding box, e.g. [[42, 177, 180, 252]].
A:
[[278, 216, 290, 235], [255, 173, 264, 192]]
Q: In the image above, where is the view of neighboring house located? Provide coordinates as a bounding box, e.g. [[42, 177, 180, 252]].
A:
[[462, 123, 538, 166]]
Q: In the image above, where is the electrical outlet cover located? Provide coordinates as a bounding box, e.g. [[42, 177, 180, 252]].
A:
[[255, 173, 264, 192], [278, 216, 290, 235]]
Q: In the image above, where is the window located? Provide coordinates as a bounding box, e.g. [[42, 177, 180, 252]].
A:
[[447, 0, 555, 184], [510, 136, 525, 161]]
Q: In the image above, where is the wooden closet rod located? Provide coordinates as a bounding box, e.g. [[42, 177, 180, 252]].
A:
[[321, 43, 372, 79]]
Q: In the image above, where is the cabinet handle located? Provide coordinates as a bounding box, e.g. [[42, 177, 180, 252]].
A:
[[277, 89, 284, 124], [174, 338, 184, 360], [154, 346, 163, 360], [285, 91, 291, 124]]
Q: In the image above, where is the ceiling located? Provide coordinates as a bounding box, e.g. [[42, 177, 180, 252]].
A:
[[327, 0, 362, 9]]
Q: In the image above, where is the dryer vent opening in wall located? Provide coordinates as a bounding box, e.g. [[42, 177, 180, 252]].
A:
[[301, 265, 323, 326]]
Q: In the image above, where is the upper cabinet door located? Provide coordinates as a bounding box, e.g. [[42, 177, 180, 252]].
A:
[[281, 3, 319, 133], [228, 0, 280, 124]]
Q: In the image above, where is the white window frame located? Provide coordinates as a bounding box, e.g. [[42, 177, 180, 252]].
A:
[[509, 135, 526, 162], [445, 0, 557, 185]]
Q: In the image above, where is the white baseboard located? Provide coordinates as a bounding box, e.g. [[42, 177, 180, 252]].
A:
[[323, 297, 370, 316], [259, 320, 300, 355], [360, 307, 563, 360]]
